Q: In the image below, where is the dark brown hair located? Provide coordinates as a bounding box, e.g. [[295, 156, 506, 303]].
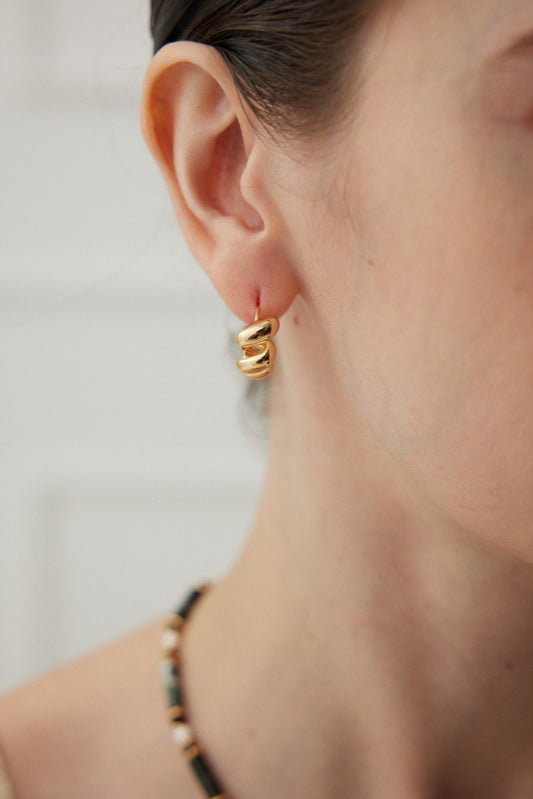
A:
[[150, 0, 380, 138]]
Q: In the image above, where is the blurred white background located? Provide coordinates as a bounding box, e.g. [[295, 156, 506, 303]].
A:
[[0, 0, 265, 692]]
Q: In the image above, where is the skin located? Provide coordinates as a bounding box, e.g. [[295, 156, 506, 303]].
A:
[[2, 0, 533, 796]]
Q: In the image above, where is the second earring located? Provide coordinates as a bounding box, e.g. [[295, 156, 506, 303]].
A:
[[236, 305, 280, 380]]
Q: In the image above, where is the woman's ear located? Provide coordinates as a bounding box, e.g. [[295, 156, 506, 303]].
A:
[[140, 41, 299, 322]]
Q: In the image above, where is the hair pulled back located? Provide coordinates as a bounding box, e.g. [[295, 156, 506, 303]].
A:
[[150, 0, 379, 138]]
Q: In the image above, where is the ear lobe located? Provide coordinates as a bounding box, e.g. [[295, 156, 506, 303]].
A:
[[140, 42, 299, 323]]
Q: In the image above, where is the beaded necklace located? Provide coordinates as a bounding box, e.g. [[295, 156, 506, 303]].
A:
[[161, 584, 229, 799]]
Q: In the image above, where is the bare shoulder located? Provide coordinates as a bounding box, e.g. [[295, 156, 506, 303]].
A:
[[0, 618, 197, 799]]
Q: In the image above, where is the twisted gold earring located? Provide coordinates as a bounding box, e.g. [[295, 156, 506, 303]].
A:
[[236, 305, 280, 380]]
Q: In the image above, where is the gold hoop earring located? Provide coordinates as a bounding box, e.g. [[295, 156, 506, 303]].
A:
[[236, 305, 280, 380]]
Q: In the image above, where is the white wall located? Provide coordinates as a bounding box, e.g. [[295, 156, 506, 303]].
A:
[[0, 0, 265, 692]]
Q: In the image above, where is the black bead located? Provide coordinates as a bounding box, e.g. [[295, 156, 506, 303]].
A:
[[176, 586, 205, 620], [190, 753, 224, 798]]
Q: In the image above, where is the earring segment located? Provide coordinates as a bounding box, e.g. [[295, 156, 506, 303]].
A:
[[236, 305, 280, 380]]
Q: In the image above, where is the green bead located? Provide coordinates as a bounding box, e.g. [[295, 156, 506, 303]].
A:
[[167, 679, 183, 709]]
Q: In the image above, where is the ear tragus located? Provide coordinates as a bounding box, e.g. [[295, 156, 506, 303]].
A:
[[208, 118, 264, 231]]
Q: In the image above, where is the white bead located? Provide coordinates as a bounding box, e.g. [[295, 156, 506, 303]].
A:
[[172, 723, 193, 748], [159, 661, 172, 684], [161, 629, 180, 652]]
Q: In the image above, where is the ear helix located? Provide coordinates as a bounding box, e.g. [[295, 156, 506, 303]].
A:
[[235, 304, 280, 380]]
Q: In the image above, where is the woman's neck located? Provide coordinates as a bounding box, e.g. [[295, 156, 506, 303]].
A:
[[181, 374, 533, 798]]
